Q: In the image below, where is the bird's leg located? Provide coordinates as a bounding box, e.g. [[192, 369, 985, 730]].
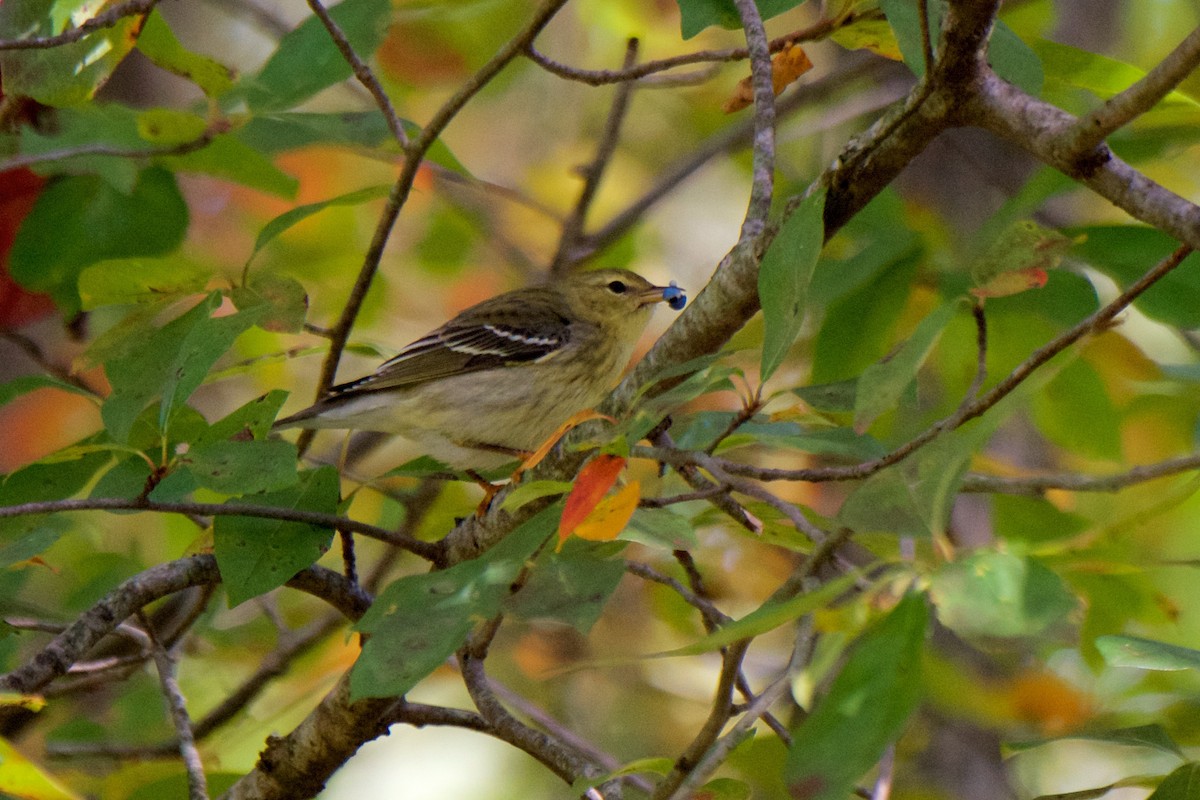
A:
[[510, 409, 615, 483]]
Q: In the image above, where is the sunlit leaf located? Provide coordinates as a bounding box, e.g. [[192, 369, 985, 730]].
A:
[[760, 188, 826, 381], [499, 480, 574, 513], [77, 257, 211, 310], [135, 108, 209, 146], [573, 481, 640, 543], [135, 10, 234, 97], [829, 16, 902, 60], [784, 593, 928, 800], [0, 0, 140, 107], [0, 735, 82, 800]]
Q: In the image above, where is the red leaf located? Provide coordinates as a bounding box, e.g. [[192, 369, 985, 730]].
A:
[[557, 455, 625, 545]]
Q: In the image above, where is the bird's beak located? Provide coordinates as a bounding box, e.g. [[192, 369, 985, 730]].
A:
[[636, 282, 687, 309]]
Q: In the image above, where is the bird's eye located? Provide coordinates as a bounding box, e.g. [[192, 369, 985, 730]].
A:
[[606, 280, 628, 294]]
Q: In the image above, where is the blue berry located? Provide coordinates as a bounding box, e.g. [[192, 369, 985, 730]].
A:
[[663, 281, 687, 311]]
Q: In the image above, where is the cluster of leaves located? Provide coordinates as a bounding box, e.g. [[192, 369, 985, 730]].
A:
[[4, 1, 1200, 799]]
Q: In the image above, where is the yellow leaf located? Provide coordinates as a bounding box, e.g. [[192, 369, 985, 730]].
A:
[[558, 455, 626, 544], [0, 737, 83, 800], [573, 481, 640, 543], [829, 18, 903, 60]]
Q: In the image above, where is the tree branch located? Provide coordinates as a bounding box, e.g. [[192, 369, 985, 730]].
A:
[[1067, 26, 1200, 155], [0, 0, 158, 49], [0, 496, 440, 561]]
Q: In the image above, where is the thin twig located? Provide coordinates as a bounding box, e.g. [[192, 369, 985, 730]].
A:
[[0, 132, 215, 172], [961, 452, 1200, 494], [0, 332, 96, 393], [1068, 26, 1200, 155], [0, 0, 158, 50], [730, 0, 776, 241], [135, 613, 208, 800], [523, 15, 864, 86], [917, 0, 934, 75], [549, 38, 640, 275], [304, 0, 408, 148], [0, 496, 441, 561]]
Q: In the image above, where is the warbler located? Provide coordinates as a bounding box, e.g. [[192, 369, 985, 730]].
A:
[[274, 269, 686, 469]]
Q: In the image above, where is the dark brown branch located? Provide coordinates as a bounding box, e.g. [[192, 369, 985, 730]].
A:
[[0, 0, 158, 49], [0, 496, 440, 561], [304, 0, 408, 148]]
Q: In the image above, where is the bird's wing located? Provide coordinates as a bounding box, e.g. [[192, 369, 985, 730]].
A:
[[330, 291, 573, 395]]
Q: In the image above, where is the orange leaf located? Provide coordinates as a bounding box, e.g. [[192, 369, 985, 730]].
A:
[[557, 455, 625, 544], [722, 43, 813, 113], [573, 481, 640, 544]]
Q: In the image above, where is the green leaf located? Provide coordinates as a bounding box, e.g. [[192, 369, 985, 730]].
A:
[[505, 541, 626, 633], [623, 507, 699, 550], [791, 379, 857, 413], [499, 480, 574, 513], [0, 515, 71, 569], [350, 506, 558, 699], [929, 552, 1076, 639], [135, 109, 209, 146], [231, 274, 309, 334], [0, 444, 112, 505], [989, 20, 1044, 96], [784, 593, 928, 800], [759, 188, 826, 381], [158, 134, 298, 198], [838, 421, 991, 539], [0, 375, 96, 408], [1072, 226, 1200, 327], [246, 185, 392, 266], [0, 0, 140, 106], [1148, 763, 1200, 800], [380, 455, 458, 479], [853, 299, 962, 434], [1032, 358, 1121, 461], [243, 0, 393, 111], [16, 104, 141, 190], [213, 466, 340, 607], [676, 0, 808, 39], [183, 439, 299, 496], [969, 220, 1072, 290], [1032, 39, 1200, 107], [101, 293, 262, 443], [135, 10, 234, 97], [77, 257, 211, 310], [1096, 635, 1200, 672], [199, 391, 290, 445], [9, 168, 189, 316], [657, 572, 859, 657], [880, 0, 945, 78]]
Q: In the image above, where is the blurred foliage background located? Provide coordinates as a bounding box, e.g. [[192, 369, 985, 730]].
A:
[[4, 1, 1200, 799]]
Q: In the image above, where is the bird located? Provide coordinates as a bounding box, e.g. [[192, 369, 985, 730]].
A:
[[274, 269, 686, 470]]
